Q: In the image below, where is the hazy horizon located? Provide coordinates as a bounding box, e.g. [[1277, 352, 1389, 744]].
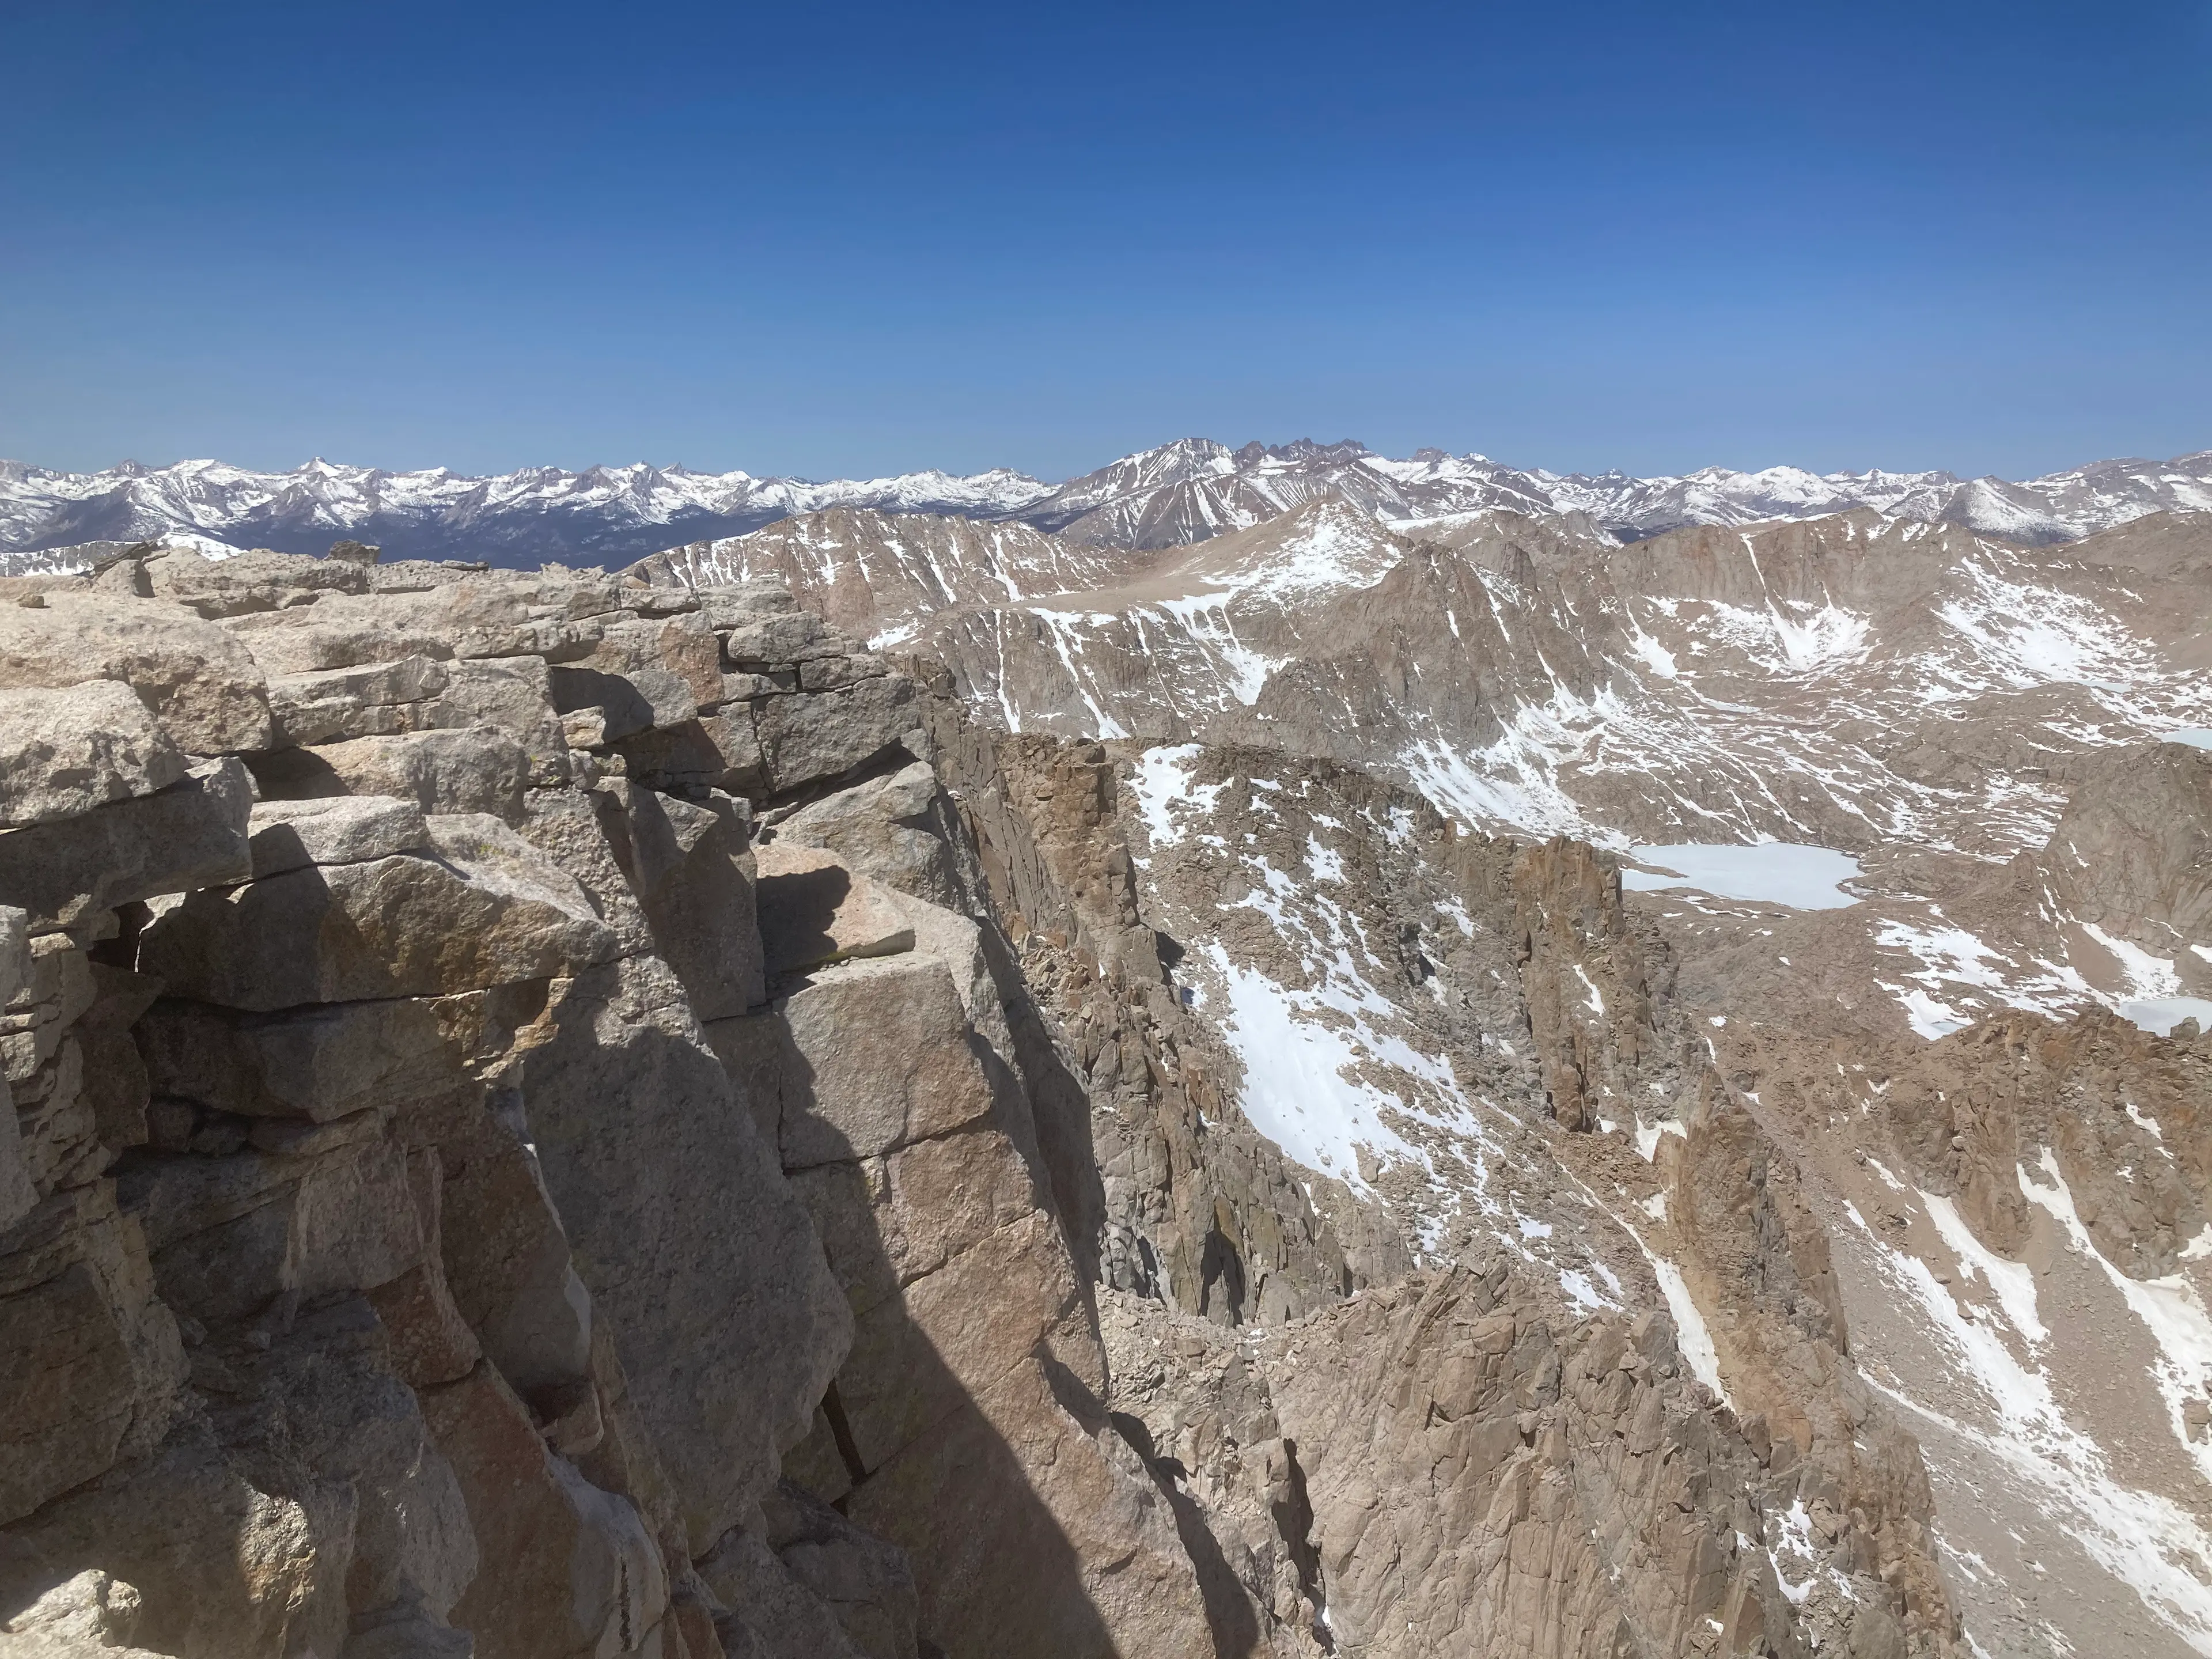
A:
[[8, 434, 2212, 492]]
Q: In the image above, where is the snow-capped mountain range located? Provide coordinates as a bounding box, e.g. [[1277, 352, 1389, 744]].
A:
[[3, 438, 2208, 571], [0, 457, 1055, 570]]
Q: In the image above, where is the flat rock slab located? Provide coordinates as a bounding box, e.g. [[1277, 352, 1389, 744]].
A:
[[245, 727, 535, 823], [0, 759, 252, 929], [248, 795, 431, 877], [755, 843, 915, 979], [771, 952, 998, 1168]]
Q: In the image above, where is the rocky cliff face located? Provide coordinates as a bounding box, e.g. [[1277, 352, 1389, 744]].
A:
[[0, 545, 1514, 1657], [5, 527, 2200, 1658]]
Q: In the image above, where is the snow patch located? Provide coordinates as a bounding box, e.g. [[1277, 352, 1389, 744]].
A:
[[1652, 1257, 1730, 1405], [1200, 943, 1420, 1190], [1130, 745, 1220, 851], [2020, 1149, 2212, 1486]]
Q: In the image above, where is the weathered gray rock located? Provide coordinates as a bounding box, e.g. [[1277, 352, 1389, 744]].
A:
[[0, 902, 28, 1006], [142, 547, 370, 617], [0, 1184, 188, 1525], [772, 760, 963, 908], [246, 726, 539, 822], [75, 964, 165, 1169], [841, 1354, 1215, 1659], [404, 1073, 597, 1402], [600, 783, 763, 1020], [0, 759, 253, 929], [0, 592, 274, 754], [138, 816, 615, 1009], [510, 789, 655, 955], [378, 572, 621, 664], [771, 955, 996, 1169], [224, 603, 456, 674], [688, 581, 801, 630], [520, 956, 852, 1552], [580, 612, 724, 716], [753, 675, 918, 794], [548, 663, 676, 746], [247, 795, 431, 877], [0, 680, 187, 830], [0, 1419, 343, 1657], [118, 1123, 422, 1324], [0, 1134, 38, 1247], [698, 710, 767, 793], [759, 1479, 920, 1659], [835, 1207, 1097, 1474], [607, 717, 741, 798], [721, 607, 842, 666], [755, 843, 916, 982], [421, 1361, 668, 1659], [0, 1569, 168, 1656], [342, 1602, 476, 1659], [2, 931, 93, 1089], [247, 1296, 480, 1635], [138, 994, 467, 1122], [365, 1148, 482, 1391], [418, 657, 569, 782], [786, 1124, 1042, 1324], [265, 654, 452, 746], [0, 910, 39, 1231], [695, 1525, 868, 1659]]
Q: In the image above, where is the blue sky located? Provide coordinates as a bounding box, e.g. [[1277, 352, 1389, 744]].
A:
[[5, 1, 2208, 482]]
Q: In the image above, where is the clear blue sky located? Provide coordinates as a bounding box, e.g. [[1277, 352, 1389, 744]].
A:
[[5, 1, 2209, 482]]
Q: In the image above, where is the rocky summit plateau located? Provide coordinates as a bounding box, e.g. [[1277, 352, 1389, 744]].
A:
[[0, 464, 2208, 1659]]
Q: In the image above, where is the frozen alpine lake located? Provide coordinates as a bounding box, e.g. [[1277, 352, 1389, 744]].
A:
[[1620, 842, 1864, 910], [2119, 996, 2212, 1036]]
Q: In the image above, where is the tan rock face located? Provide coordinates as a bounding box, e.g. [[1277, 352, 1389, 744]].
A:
[[138, 819, 616, 1009], [0, 562, 904, 1657], [937, 726, 1974, 1657], [739, 836, 1219, 1657], [0, 681, 186, 831], [0, 589, 275, 756], [0, 758, 253, 930], [938, 731, 1360, 1319], [2040, 740, 2212, 980]]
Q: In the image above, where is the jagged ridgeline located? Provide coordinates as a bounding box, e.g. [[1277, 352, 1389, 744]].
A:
[[0, 520, 2206, 1659]]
